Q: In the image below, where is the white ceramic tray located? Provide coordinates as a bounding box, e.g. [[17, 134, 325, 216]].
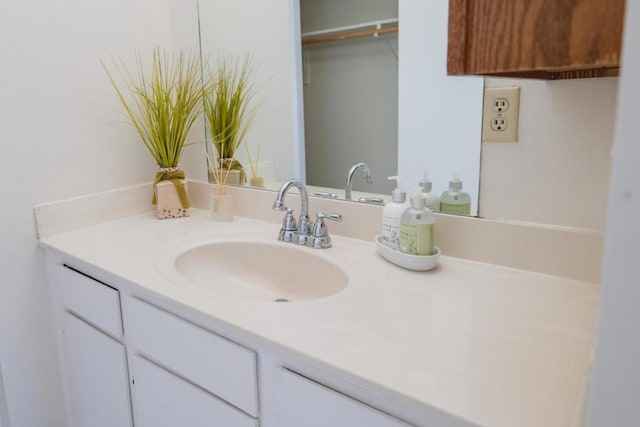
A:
[[375, 234, 440, 271]]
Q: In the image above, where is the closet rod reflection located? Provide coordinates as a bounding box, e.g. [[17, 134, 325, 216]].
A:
[[302, 26, 398, 46]]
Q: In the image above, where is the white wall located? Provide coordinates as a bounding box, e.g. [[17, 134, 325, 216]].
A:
[[0, 0, 200, 425], [198, 0, 297, 182], [398, 0, 484, 215], [481, 77, 618, 231], [587, 1, 640, 424]]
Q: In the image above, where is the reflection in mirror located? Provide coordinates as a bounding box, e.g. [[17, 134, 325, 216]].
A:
[[197, 0, 483, 216], [300, 0, 398, 196], [198, 0, 298, 185]]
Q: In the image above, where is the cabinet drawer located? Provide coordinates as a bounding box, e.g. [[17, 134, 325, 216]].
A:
[[131, 356, 257, 427], [53, 265, 123, 338], [126, 297, 258, 416], [275, 368, 412, 427]]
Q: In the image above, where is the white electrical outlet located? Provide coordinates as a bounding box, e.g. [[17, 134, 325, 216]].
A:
[[482, 86, 520, 142]]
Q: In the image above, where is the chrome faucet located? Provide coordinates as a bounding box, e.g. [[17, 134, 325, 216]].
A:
[[345, 162, 374, 200], [273, 179, 312, 245], [273, 179, 342, 248]]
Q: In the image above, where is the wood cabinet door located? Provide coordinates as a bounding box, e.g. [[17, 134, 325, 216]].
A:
[[61, 312, 132, 427], [448, 0, 625, 79], [130, 356, 258, 427]]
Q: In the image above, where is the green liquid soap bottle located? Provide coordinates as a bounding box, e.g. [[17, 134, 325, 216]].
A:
[[400, 190, 436, 256], [440, 174, 471, 215], [419, 169, 440, 212]]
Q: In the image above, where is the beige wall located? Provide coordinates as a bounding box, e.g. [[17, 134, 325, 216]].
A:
[[480, 77, 618, 231], [0, 0, 201, 425]]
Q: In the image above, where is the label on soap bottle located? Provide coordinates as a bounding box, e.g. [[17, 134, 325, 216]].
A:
[[382, 215, 402, 249], [400, 223, 434, 256]]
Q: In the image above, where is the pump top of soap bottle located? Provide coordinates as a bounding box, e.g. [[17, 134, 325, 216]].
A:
[[419, 169, 433, 193], [448, 174, 463, 192], [388, 176, 406, 203], [411, 189, 427, 209], [419, 169, 440, 211]]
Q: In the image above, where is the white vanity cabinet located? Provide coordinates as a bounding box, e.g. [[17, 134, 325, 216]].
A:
[[50, 265, 132, 427], [275, 368, 412, 427], [47, 261, 419, 427]]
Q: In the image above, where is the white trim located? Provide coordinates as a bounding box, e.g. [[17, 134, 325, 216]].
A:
[[289, 0, 306, 181], [0, 363, 10, 427]]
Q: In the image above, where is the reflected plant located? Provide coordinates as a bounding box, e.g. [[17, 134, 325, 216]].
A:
[[203, 54, 259, 183]]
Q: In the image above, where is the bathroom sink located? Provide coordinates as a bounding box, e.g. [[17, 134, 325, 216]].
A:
[[156, 238, 348, 303]]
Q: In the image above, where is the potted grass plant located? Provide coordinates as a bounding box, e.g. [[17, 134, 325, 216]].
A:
[[203, 54, 259, 189], [103, 49, 202, 219]]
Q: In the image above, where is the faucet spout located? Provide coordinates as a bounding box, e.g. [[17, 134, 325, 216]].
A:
[[345, 162, 373, 200], [273, 179, 311, 244], [273, 179, 309, 217]]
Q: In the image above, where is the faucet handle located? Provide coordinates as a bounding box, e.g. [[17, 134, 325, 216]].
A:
[[315, 212, 343, 224], [308, 212, 342, 249], [278, 208, 297, 242], [283, 208, 297, 229]]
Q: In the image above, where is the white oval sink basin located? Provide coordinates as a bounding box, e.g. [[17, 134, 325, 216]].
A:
[[159, 239, 348, 303]]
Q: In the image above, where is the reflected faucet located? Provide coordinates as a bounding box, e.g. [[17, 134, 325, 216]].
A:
[[345, 162, 374, 200], [273, 179, 311, 245]]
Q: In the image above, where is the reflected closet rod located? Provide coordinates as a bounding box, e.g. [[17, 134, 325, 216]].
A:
[[301, 18, 398, 46]]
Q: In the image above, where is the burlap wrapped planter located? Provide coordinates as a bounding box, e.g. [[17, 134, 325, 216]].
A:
[[153, 167, 190, 219]]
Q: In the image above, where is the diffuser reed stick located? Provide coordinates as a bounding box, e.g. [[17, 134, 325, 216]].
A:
[[245, 143, 260, 179], [205, 146, 236, 192]]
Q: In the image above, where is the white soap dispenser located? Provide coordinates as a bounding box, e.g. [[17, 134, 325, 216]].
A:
[[419, 169, 440, 212], [382, 176, 408, 250]]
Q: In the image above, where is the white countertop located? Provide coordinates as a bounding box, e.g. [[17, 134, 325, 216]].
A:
[[39, 209, 598, 427]]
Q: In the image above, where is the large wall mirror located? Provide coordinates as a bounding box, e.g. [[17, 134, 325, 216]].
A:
[[198, 0, 483, 216]]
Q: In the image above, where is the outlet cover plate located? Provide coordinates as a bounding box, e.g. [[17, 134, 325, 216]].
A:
[[482, 86, 520, 142]]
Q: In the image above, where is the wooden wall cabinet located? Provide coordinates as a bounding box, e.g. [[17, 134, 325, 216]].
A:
[[447, 0, 625, 79]]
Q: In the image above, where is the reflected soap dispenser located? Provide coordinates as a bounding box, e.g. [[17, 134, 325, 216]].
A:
[[382, 176, 408, 250], [419, 169, 440, 212], [400, 190, 436, 256], [440, 175, 471, 215]]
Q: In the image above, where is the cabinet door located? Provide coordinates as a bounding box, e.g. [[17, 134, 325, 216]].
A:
[[54, 265, 123, 338], [61, 312, 132, 427], [126, 297, 259, 416], [447, 0, 625, 79], [275, 368, 412, 427], [130, 356, 258, 427]]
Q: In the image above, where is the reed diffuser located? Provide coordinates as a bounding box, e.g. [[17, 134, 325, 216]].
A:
[[205, 146, 235, 221], [245, 144, 264, 188]]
